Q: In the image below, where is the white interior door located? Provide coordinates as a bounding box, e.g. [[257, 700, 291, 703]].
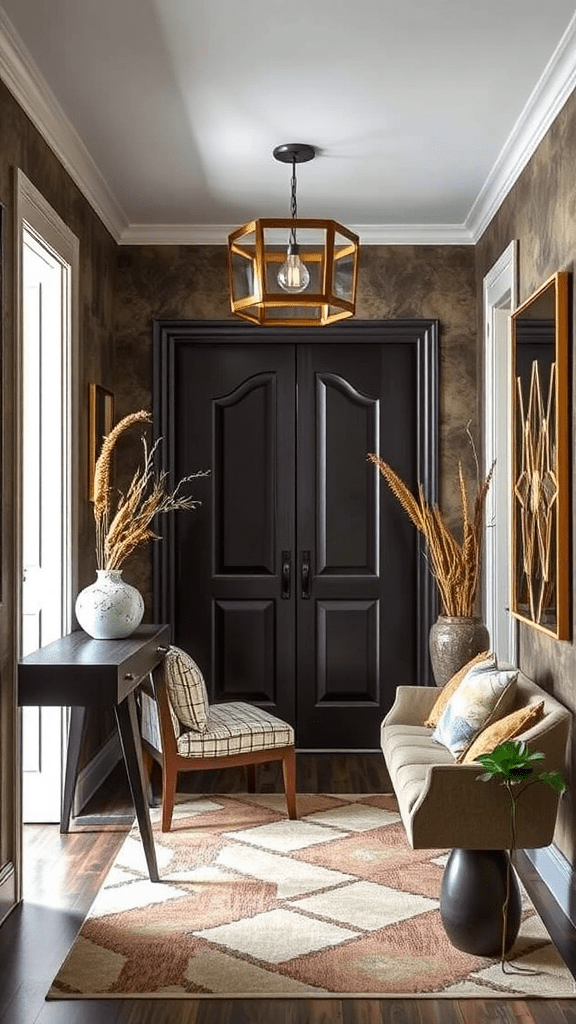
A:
[[21, 231, 69, 822], [483, 241, 518, 666], [17, 171, 79, 824]]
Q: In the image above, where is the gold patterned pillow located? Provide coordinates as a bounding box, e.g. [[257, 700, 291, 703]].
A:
[[462, 701, 545, 763], [424, 651, 495, 728]]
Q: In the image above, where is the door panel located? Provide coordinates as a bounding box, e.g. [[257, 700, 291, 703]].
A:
[[154, 321, 438, 751], [214, 599, 276, 703], [317, 373, 379, 574], [215, 373, 277, 574], [316, 600, 379, 702], [296, 343, 421, 749], [166, 343, 296, 724]]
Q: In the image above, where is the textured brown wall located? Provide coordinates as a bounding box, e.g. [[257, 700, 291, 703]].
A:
[[114, 243, 478, 612], [475, 88, 576, 863], [0, 79, 117, 793]]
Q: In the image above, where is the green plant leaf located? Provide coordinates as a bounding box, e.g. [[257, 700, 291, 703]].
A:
[[538, 769, 568, 795], [476, 739, 568, 801], [508, 768, 534, 781], [475, 739, 545, 783]]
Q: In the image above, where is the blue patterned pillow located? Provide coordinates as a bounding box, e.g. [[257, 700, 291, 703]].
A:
[[432, 662, 518, 760]]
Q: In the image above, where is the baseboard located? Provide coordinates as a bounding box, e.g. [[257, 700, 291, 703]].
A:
[[296, 749, 382, 754], [73, 732, 122, 815], [526, 843, 576, 929], [0, 862, 17, 925]]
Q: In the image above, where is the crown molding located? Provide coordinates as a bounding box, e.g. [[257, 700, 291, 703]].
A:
[[119, 222, 474, 246], [350, 223, 474, 245], [0, 6, 127, 241], [120, 224, 239, 245], [467, 12, 576, 243]]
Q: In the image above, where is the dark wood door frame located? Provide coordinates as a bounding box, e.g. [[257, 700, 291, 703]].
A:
[[153, 320, 439, 697]]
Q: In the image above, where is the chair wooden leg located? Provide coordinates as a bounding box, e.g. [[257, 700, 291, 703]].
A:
[[162, 763, 178, 832], [282, 747, 297, 819], [246, 763, 256, 792]]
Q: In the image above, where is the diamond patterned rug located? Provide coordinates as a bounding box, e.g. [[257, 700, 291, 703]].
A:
[[48, 794, 576, 999]]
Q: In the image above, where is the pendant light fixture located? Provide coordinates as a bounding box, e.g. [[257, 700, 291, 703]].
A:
[[227, 143, 359, 326]]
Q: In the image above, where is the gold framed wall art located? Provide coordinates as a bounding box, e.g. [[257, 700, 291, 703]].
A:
[[511, 271, 570, 640], [88, 383, 114, 501]]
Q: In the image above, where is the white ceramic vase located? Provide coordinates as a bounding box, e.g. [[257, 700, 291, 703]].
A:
[[75, 569, 144, 639]]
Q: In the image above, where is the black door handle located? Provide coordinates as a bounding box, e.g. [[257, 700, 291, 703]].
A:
[[281, 550, 291, 599], [301, 550, 311, 599]]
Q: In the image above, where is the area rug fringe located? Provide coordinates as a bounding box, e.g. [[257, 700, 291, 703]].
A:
[[47, 794, 576, 1000]]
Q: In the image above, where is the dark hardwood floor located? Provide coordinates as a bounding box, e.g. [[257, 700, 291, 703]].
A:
[[1, 754, 576, 1024]]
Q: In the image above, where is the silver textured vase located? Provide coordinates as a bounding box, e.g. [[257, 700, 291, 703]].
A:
[[429, 615, 490, 687], [75, 569, 144, 639]]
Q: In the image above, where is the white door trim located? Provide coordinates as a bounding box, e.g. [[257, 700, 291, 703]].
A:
[[483, 240, 518, 665], [15, 170, 80, 638]]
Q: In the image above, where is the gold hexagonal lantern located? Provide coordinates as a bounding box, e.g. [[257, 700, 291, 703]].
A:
[[227, 144, 359, 327]]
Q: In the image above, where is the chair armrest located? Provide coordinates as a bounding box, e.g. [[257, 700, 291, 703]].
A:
[[383, 686, 439, 727]]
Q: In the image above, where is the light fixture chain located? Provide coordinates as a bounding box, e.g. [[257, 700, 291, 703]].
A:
[[289, 158, 298, 246]]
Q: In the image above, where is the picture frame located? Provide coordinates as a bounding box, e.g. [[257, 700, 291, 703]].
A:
[[510, 271, 570, 640], [88, 383, 114, 501]]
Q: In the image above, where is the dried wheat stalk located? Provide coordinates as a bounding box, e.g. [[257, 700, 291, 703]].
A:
[[92, 410, 208, 570], [367, 450, 494, 617]]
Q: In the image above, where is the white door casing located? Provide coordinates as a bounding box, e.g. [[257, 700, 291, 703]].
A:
[[483, 240, 518, 666]]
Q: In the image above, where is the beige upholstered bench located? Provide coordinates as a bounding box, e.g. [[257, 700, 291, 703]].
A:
[[381, 672, 570, 850]]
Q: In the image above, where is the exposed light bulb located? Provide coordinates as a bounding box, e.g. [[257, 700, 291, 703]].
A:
[[277, 243, 310, 294]]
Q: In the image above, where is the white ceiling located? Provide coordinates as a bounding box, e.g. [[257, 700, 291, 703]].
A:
[[1, 0, 576, 243]]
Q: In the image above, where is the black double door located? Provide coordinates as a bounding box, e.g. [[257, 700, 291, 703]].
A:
[[154, 321, 437, 750]]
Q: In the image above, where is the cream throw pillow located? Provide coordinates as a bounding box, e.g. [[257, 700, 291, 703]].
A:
[[432, 662, 518, 760], [424, 651, 495, 728], [161, 645, 210, 733]]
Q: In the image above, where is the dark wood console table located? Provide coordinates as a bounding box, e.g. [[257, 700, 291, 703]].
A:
[[18, 623, 170, 882]]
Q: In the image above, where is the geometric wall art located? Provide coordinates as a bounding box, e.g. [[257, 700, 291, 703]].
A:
[[511, 272, 570, 640]]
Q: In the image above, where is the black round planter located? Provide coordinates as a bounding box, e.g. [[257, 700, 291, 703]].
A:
[[439, 848, 522, 957]]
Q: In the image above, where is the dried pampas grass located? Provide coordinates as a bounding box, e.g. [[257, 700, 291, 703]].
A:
[[93, 410, 208, 570], [368, 441, 494, 617]]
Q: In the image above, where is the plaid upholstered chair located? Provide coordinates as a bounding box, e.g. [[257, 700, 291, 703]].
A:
[[139, 645, 297, 830]]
